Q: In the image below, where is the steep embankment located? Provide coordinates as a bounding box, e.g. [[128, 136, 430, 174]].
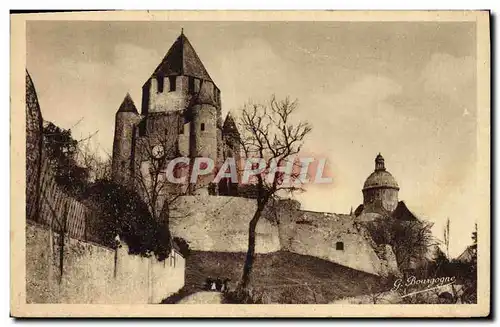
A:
[[163, 250, 384, 304]]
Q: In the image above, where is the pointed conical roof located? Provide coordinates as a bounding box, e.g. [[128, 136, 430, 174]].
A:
[[223, 113, 238, 133], [117, 93, 138, 113], [391, 201, 418, 221], [152, 32, 213, 82]]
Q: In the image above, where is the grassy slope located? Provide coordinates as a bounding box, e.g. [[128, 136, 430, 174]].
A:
[[163, 250, 385, 304]]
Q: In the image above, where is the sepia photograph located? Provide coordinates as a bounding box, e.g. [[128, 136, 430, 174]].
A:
[[11, 10, 490, 317]]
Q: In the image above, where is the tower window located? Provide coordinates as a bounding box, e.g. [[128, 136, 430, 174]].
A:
[[169, 76, 177, 92], [157, 76, 164, 93], [188, 76, 195, 94], [201, 123, 205, 131], [336, 241, 344, 251]]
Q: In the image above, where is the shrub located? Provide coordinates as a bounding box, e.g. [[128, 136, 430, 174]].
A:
[[223, 287, 266, 304], [82, 180, 171, 260], [42, 121, 90, 196], [364, 217, 435, 270], [173, 237, 191, 258]]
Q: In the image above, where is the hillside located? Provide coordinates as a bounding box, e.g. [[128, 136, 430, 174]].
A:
[[162, 250, 386, 304]]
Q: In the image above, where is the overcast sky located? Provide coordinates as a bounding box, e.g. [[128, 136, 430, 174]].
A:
[[27, 21, 477, 257]]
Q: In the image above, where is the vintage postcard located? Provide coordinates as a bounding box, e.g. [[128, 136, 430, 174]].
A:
[[11, 10, 490, 317]]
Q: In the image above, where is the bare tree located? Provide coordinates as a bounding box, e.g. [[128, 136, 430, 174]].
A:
[[236, 95, 312, 290], [133, 128, 188, 236], [459, 222, 478, 304], [443, 217, 450, 259], [364, 279, 387, 304], [133, 78, 218, 224], [76, 141, 112, 182], [392, 220, 437, 270], [366, 218, 437, 272]]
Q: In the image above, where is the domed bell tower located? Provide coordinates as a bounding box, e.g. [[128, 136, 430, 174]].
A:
[[362, 153, 400, 213]]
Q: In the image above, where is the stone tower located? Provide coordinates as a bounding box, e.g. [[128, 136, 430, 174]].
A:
[[218, 113, 241, 195], [111, 93, 140, 186], [144, 32, 220, 194], [111, 31, 223, 195], [362, 153, 400, 213], [222, 112, 240, 160]]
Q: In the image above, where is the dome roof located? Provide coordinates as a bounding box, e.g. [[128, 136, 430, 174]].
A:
[[363, 153, 399, 191], [363, 170, 399, 190]]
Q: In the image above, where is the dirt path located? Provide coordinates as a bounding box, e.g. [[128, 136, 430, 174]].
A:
[[177, 291, 224, 304]]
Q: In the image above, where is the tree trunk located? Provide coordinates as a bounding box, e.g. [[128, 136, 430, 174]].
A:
[[240, 204, 265, 290], [162, 203, 172, 253]]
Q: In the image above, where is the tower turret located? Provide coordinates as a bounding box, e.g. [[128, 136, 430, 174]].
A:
[[218, 113, 241, 195], [222, 112, 241, 163], [111, 94, 141, 186]]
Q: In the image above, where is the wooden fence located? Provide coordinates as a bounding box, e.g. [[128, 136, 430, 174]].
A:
[[27, 157, 94, 241]]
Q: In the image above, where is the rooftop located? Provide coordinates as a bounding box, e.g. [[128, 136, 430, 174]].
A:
[[150, 32, 213, 83]]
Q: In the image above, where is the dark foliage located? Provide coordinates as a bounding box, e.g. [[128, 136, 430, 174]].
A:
[[425, 247, 450, 277], [458, 225, 477, 303], [364, 216, 434, 270], [173, 237, 191, 258], [42, 122, 89, 195], [223, 288, 265, 304], [454, 260, 477, 303], [429, 226, 477, 303], [82, 180, 171, 260]]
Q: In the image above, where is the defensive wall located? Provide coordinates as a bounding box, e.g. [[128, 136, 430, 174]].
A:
[[26, 221, 185, 304], [170, 195, 400, 276]]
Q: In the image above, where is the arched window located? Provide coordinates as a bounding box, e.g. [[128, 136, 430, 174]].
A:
[[336, 241, 344, 251], [201, 123, 205, 131]]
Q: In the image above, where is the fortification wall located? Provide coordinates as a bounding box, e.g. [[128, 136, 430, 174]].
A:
[[277, 211, 386, 275], [170, 196, 281, 253], [26, 222, 185, 304], [170, 195, 398, 276]]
